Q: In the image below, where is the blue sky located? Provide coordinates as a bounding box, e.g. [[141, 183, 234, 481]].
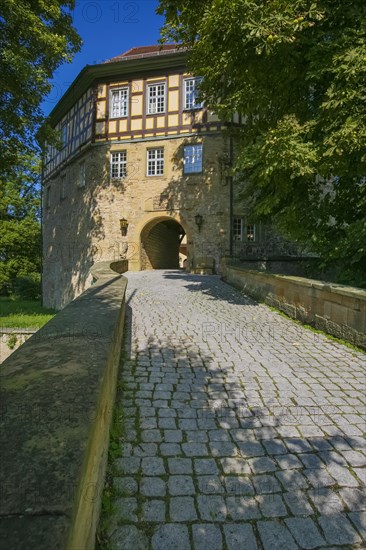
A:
[[42, 0, 164, 116]]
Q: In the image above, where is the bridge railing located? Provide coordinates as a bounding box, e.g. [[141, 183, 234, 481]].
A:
[[0, 262, 128, 550], [222, 260, 366, 350]]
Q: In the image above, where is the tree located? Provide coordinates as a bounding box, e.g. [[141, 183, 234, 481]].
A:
[[0, 0, 81, 177], [0, 1, 81, 295], [0, 154, 42, 296], [158, 0, 366, 286]]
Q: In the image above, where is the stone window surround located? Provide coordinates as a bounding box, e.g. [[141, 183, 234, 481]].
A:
[[183, 143, 203, 174], [233, 217, 257, 242], [147, 147, 164, 176], [110, 151, 127, 179]]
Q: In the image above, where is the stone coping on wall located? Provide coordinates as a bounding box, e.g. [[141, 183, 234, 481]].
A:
[[0, 261, 128, 549], [0, 328, 37, 334], [0, 329, 37, 365], [223, 263, 366, 350]]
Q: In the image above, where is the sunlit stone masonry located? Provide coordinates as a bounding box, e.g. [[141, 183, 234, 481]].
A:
[[42, 44, 290, 309]]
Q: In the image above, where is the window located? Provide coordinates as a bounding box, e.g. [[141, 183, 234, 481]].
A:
[[78, 161, 86, 188], [184, 77, 203, 110], [147, 83, 166, 114], [233, 218, 256, 242], [246, 224, 256, 242], [233, 218, 243, 241], [110, 151, 127, 179], [61, 123, 68, 148], [110, 87, 129, 118], [147, 148, 164, 176], [60, 175, 67, 200], [184, 144, 203, 174]]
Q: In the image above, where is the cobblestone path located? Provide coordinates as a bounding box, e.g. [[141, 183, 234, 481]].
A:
[[105, 270, 366, 550]]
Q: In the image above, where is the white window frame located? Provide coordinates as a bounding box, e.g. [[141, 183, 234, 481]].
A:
[[110, 151, 127, 179], [110, 87, 129, 118], [183, 144, 203, 174], [246, 224, 256, 242], [147, 148, 164, 176], [233, 218, 243, 241], [233, 218, 257, 242], [147, 82, 166, 115], [183, 77, 203, 110]]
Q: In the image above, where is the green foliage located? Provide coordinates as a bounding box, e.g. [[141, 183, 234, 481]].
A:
[[0, 3, 81, 294], [14, 273, 41, 301], [96, 405, 124, 547], [158, 0, 366, 286], [0, 0, 81, 176], [7, 333, 17, 350], [108, 405, 123, 462], [0, 155, 42, 295]]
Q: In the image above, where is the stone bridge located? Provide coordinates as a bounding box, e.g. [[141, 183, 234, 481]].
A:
[[102, 270, 365, 550], [0, 269, 365, 550]]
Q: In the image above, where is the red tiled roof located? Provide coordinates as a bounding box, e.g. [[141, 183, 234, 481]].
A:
[[104, 44, 184, 63]]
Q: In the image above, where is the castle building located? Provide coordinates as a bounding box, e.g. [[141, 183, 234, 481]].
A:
[[42, 45, 258, 309]]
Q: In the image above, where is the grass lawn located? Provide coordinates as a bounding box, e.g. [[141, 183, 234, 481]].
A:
[[0, 297, 56, 329]]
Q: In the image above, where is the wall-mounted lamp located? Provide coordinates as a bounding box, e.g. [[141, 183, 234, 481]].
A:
[[195, 213, 203, 232], [119, 217, 129, 236]]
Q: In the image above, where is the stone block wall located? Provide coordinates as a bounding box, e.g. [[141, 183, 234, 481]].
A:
[[0, 262, 127, 549], [223, 263, 366, 349], [0, 329, 36, 364], [43, 133, 231, 309]]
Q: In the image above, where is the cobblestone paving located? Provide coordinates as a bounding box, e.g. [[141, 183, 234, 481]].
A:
[[106, 270, 366, 550]]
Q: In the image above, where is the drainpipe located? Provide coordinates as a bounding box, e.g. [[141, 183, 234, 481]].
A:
[[228, 117, 234, 257]]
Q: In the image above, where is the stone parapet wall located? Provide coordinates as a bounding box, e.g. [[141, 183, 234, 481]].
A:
[[0, 329, 36, 364], [0, 262, 127, 549], [222, 262, 366, 350]]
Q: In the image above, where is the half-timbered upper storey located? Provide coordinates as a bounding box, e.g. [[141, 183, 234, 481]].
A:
[[44, 45, 242, 179]]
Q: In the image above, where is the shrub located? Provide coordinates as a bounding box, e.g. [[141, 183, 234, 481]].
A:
[[7, 334, 18, 350], [13, 273, 41, 300]]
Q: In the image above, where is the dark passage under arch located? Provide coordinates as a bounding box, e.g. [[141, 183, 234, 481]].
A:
[[141, 219, 185, 269]]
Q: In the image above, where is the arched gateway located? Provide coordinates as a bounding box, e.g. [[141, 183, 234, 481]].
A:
[[41, 44, 237, 308], [140, 217, 186, 270]]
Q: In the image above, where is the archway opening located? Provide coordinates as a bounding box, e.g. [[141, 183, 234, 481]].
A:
[[141, 219, 186, 270]]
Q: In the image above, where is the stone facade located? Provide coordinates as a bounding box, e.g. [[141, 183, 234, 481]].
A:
[[43, 47, 239, 309], [43, 132, 232, 308], [43, 45, 309, 309]]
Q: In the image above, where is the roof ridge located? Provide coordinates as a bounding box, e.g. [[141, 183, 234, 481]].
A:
[[104, 44, 185, 64]]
